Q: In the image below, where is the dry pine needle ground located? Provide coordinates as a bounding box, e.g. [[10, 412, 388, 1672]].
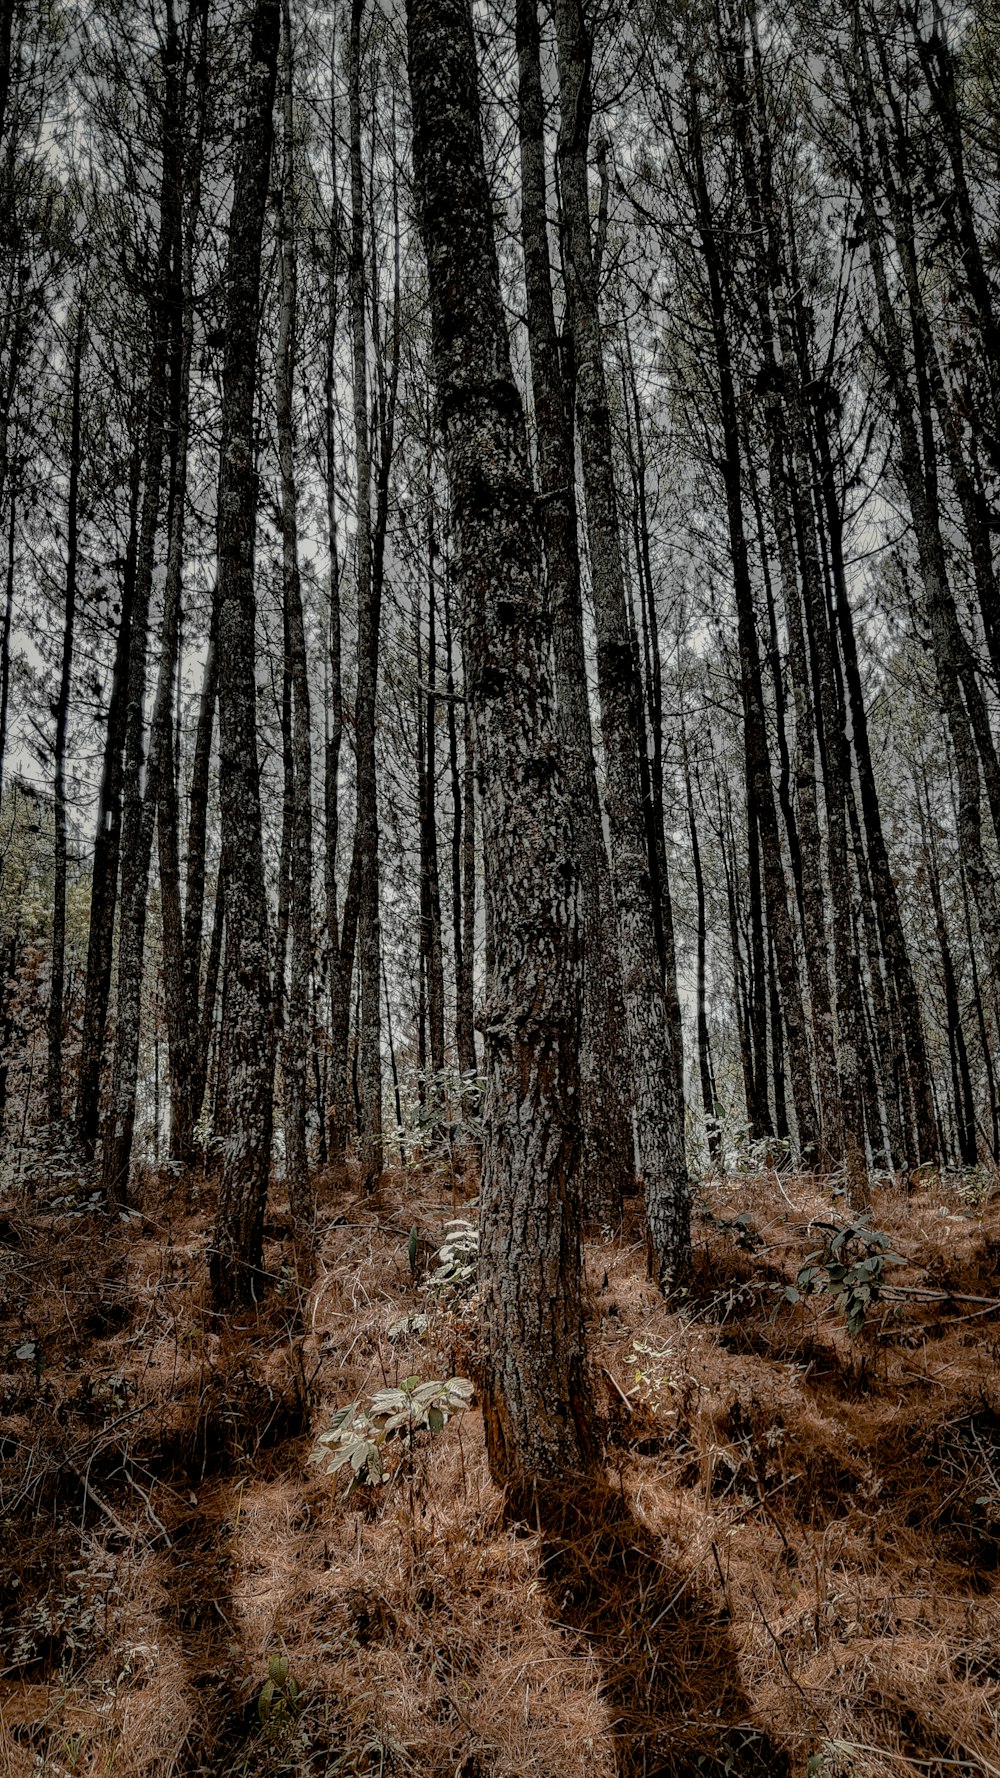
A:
[[1, 1164, 999, 1778]]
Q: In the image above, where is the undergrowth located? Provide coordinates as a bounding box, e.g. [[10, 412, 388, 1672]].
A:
[[1, 1165, 998, 1777]]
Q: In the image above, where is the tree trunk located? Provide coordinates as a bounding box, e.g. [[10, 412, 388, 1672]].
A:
[[275, 0, 314, 1235], [209, 0, 280, 1306], [101, 7, 183, 1205], [554, 0, 687, 1280], [516, 0, 632, 1221], [47, 305, 85, 1126], [349, 0, 382, 1192], [686, 73, 818, 1162], [408, 0, 597, 1502]]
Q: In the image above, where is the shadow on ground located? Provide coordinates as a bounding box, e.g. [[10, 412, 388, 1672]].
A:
[[537, 1480, 793, 1778]]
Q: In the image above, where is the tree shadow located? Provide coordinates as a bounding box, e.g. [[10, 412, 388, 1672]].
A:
[[536, 1479, 792, 1778]]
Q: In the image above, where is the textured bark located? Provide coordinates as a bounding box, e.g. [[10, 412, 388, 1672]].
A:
[[443, 574, 477, 1088], [275, 0, 314, 1235], [322, 69, 350, 1183], [47, 308, 84, 1126], [102, 10, 183, 1205], [422, 524, 446, 1089], [919, 786, 977, 1167], [683, 722, 719, 1164], [516, 0, 632, 1221], [407, 0, 597, 1500], [180, 623, 217, 1144], [76, 450, 139, 1157], [622, 349, 686, 1128], [0, 476, 13, 819], [555, 0, 687, 1279], [349, 0, 382, 1192], [460, 696, 478, 1075], [209, 0, 279, 1307], [717, 768, 757, 1131], [157, 20, 204, 1168]]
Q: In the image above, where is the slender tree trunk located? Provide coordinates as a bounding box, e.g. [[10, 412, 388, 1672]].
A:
[[444, 572, 477, 1094], [849, 30, 1000, 992], [349, 0, 382, 1191], [275, 0, 314, 1235], [686, 75, 817, 1161], [555, 0, 687, 1280], [47, 307, 85, 1126], [516, 0, 632, 1220], [812, 387, 936, 1167], [683, 720, 719, 1164], [424, 507, 446, 1092], [102, 11, 183, 1205], [209, 0, 280, 1306], [920, 788, 977, 1167], [76, 450, 139, 1157], [408, 0, 597, 1501], [322, 64, 350, 1185]]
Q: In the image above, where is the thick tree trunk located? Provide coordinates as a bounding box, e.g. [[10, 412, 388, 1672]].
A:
[[209, 0, 280, 1307], [407, 0, 597, 1501], [554, 0, 687, 1279]]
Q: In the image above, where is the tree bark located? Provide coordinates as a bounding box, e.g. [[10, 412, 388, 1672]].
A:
[[209, 0, 280, 1306], [47, 305, 85, 1126], [349, 0, 382, 1191], [407, 0, 597, 1501], [554, 0, 688, 1279], [516, 0, 632, 1221], [275, 0, 314, 1235]]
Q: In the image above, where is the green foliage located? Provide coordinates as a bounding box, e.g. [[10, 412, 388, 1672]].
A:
[[784, 1215, 905, 1338], [425, 1218, 478, 1295], [258, 1652, 300, 1740], [310, 1375, 473, 1489], [392, 1066, 484, 1168]]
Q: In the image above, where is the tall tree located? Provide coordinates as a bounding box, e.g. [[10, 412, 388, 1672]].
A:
[[515, 0, 633, 1220], [209, 0, 280, 1307], [407, 0, 597, 1500], [554, 0, 689, 1281], [349, 0, 383, 1192], [47, 303, 85, 1125]]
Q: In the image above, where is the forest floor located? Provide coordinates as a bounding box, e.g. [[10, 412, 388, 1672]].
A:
[[2, 1162, 1000, 1778]]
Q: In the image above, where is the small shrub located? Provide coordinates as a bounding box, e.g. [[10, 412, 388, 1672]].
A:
[[258, 1651, 300, 1739], [311, 1375, 473, 1488], [426, 1218, 479, 1295], [784, 1215, 905, 1337]]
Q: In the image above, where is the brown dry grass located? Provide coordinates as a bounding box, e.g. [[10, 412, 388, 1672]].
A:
[[1, 1163, 999, 1777]]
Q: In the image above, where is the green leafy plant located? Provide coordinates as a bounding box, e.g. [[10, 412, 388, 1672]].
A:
[[426, 1218, 478, 1294], [258, 1651, 300, 1739], [311, 1375, 473, 1488], [785, 1215, 905, 1337]]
